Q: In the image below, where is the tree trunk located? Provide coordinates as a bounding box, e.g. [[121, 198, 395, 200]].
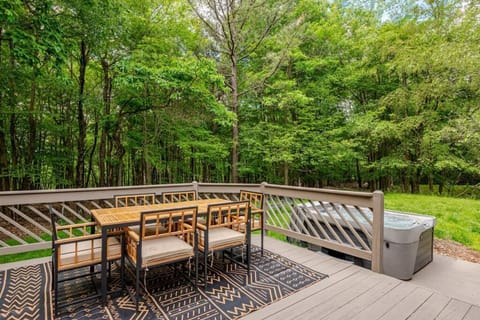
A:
[[231, 51, 239, 183], [76, 40, 89, 187], [356, 159, 362, 188], [23, 78, 36, 189], [86, 110, 99, 186], [0, 31, 10, 191], [111, 115, 125, 186], [283, 161, 288, 185], [99, 58, 112, 187], [8, 39, 18, 190]]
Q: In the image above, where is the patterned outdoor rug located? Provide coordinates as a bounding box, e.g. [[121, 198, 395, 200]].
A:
[[0, 246, 327, 320]]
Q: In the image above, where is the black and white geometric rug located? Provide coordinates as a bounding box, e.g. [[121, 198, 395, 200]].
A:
[[0, 247, 328, 320]]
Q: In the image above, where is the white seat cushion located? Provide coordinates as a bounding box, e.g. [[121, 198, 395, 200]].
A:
[[205, 227, 245, 249], [59, 237, 121, 268], [141, 236, 193, 266]]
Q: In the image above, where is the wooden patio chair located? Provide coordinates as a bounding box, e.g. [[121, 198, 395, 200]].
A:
[[49, 206, 122, 316], [125, 206, 199, 312], [239, 190, 265, 255], [114, 193, 156, 207], [162, 190, 197, 203], [197, 201, 251, 286]]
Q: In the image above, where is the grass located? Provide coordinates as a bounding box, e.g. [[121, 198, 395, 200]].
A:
[[385, 193, 480, 251], [0, 249, 52, 264]]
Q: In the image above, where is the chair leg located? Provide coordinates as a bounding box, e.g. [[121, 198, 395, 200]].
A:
[[195, 253, 199, 287], [204, 249, 208, 287], [135, 267, 140, 313], [51, 260, 55, 290], [54, 268, 59, 317], [121, 235, 126, 290], [261, 227, 264, 256], [247, 243, 251, 285]]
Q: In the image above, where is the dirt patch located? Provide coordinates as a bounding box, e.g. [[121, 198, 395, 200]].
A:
[[434, 238, 480, 264]]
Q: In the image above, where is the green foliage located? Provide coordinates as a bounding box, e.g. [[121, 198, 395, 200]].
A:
[[0, 249, 52, 264], [0, 0, 478, 190]]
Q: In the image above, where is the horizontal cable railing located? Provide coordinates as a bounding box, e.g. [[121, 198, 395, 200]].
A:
[[0, 182, 383, 273]]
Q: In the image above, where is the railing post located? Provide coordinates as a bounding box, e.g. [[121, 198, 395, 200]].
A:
[[371, 190, 384, 273], [260, 182, 268, 237], [192, 181, 199, 196]]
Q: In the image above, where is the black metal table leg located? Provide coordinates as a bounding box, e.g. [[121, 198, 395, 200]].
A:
[[101, 227, 108, 306]]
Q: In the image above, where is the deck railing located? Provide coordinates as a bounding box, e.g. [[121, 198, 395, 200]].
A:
[[0, 182, 384, 273]]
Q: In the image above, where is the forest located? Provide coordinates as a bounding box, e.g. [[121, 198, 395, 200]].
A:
[[0, 0, 479, 193]]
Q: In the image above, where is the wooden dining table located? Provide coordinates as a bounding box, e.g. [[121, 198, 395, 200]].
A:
[[91, 198, 233, 305]]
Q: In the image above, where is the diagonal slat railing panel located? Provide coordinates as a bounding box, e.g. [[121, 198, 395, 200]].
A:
[[7, 207, 51, 236], [261, 184, 383, 271], [90, 201, 103, 209], [296, 200, 322, 239], [330, 204, 371, 250], [0, 238, 9, 247], [0, 211, 46, 242], [0, 225, 28, 244], [61, 203, 89, 223], [49, 206, 76, 226], [75, 202, 93, 217], [320, 202, 357, 248], [312, 202, 344, 244], [103, 200, 114, 208], [342, 205, 373, 249], [301, 200, 331, 241], [27, 206, 52, 225], [355, 205, 374, 228], [267, 195, 298, 232]]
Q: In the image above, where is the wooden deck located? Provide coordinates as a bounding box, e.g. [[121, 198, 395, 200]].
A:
[[245, 235, 480, 320]]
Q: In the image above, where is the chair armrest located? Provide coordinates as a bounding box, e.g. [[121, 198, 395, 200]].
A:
[[127, 229, 140, 242], [196, 223, 207, 231], [182, 223, 194, 230], [56, 221, 97, 231], [54, 233, 101, 245]]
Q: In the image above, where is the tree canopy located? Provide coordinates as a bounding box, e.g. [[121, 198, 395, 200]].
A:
[[0, 0, 478, 194]]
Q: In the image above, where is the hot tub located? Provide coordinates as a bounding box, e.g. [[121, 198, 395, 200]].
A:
[[292, 203, 436, 280]]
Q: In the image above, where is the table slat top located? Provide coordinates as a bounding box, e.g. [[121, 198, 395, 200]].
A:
[[91, 198, 232, 227]]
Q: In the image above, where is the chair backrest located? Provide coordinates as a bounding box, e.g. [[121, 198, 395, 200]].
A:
[[49, 205, 92, 241], [162, 190, 197, 203], [239, 190, 264, 210], [139, 206, 198, 242], [205, 201, 250, 230], [114, 193, 156, 207]]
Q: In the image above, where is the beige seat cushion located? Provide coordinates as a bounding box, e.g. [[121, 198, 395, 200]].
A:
[[204, 227, 245, 249], [59, 237, 121, 268], [141, 236, 193, 266]]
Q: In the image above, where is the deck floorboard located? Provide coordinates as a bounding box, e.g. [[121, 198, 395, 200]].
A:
[[246, 235, 476, 320]]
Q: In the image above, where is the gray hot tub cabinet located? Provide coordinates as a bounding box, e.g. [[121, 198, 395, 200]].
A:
[[379, 211, 436, 280], [293, 203, 436, 280]]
